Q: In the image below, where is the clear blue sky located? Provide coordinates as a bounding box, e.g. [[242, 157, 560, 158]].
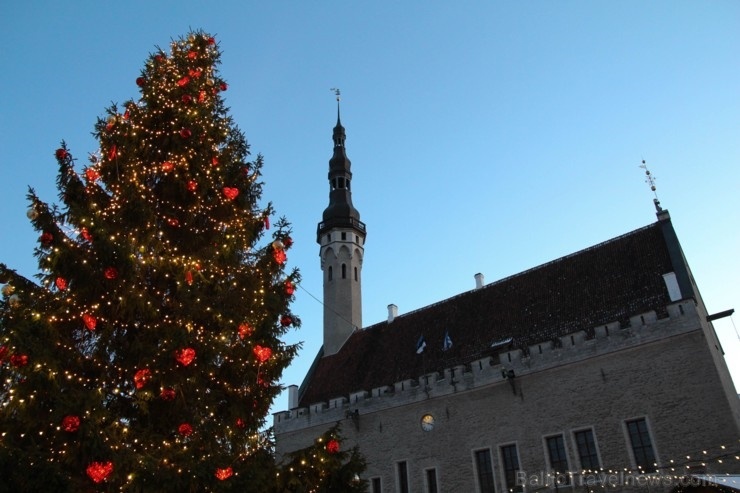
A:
[[1, 1, 739, 416]]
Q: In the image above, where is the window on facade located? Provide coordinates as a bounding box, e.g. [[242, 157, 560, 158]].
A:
[[626, 418, 657, 471], [500, 444, 522, 492], [371, 477, 381, 493], [354, 266, 358, 281], [546, 435, 570, 485], [397, 461, 409, 493], [341, 232, 347, 240], [338, 177, 345, 189], [425, 468, 438, 493], [341, 264, 347, 279], [474, 449, 496, 493], [328, 266, 332, 281], [574, 429, 600, 471]]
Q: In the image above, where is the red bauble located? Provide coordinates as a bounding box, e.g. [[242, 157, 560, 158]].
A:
[[180, 128, 192, 139], [10, 354, 28, 367], [272, 249, 287, 265], [133, 368, 151, 389], [39, 232, 53, 246], [185, 270, 193, 285], [80, 228, 93, 242], [162, 161, 174, 172], [177, 75, 190, 87], [222, 187, 239, 201], [55, 277, 68, 291], [280, 315, 293, 327], [154, 54, 164, 63], [326, 439, 340, 454], [55, 148, 68, 160], [136, 76, 146, 87], [207, 37, 216, 45], [264, 216, 270, 230], [235, 418, 245, 429], [167, 217, 180, 227], [85, 167, 100, 182], [198, 90, 207, 103], [285, 280, 295, 295], [182, 94, 192, 104], [82, 313, 97, 331], [219, 82, 228, 91], [189, 68, 202, 78], [253, 345, 272, 363], [178, 422, 193, 436], [104, 267, 119, 280], [123, 109, 130, 120], [187, 180, 198, 192], [86, 461, 113, 483], [211, 156, 219, 167], [160, 387, 176, 400], [238, 323, 253, 340], [283, 236, 293, 248], [0, 346, 7, 362], [187, 50, 197, 59], [107, 144, 117, 161], [105, 121, 115, 132], [62, 415, 81, 432], [176, 347, 196, 366], [215, 467, 233, 481]]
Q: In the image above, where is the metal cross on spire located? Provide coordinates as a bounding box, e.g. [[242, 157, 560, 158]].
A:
[[639, 160, 663, 212]]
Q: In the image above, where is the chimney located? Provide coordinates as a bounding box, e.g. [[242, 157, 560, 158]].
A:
[[475, 273, 485, 289], [288, 384, 299, 410], [387, 304, 398, 323]]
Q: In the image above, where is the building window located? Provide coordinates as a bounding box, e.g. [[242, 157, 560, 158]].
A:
[[626, 418, 657, 471], [425, 468, 438, 493], [341, 264, 347, 279], [355, 234, 359, 243], [474, 449, 496, 493], [545, 435, 570, 485], [354, 266, 358, 281], [397, 461, 409, 493], [500, 444, 522, 492], [326, 234, 331, 242], [341, 232, 347, 240], [371, 477, 381, 493], [574, 429, 600, 471], [328, 266, 333, 281]]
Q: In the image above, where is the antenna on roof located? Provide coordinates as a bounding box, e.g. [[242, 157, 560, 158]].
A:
[[639, 160, 662, 213]]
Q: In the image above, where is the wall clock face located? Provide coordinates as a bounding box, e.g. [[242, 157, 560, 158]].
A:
[[421, 414, 435, 431]]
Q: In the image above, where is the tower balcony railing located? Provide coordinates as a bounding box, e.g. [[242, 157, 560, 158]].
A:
[[317, 218, 366, 236]]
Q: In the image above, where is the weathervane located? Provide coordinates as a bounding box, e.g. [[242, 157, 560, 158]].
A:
[[330, 88, 341, 101], [639, 160, 663, 212]]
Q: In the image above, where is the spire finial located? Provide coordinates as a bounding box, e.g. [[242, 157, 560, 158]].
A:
[[639, 160, 662, 212], [330, 88, 341, 123]]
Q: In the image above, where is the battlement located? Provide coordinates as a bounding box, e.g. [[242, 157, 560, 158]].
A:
[[274, 300, 700, 433]]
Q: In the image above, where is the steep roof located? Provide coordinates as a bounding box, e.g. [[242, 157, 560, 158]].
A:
[[299, 220, 676, 407]]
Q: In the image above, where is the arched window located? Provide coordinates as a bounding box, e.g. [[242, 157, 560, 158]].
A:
[[341, 264, 347, 279], [354, 266, 358, 281], [328, 266, 333, 281]]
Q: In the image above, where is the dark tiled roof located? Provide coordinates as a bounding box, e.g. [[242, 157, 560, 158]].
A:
[[299, 221, 675, 407]]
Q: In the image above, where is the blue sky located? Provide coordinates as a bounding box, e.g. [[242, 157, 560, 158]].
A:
[[1, 2, 739, 416]]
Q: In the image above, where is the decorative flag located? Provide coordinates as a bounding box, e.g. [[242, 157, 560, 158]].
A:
[[416, 335, 427, 354], [442, 330, 453, 351]]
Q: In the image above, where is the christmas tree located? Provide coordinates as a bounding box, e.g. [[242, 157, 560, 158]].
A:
[[0, 31, 364, 492]]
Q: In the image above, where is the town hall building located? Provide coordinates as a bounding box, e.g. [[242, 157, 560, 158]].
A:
[[273, 107, 740, 492]]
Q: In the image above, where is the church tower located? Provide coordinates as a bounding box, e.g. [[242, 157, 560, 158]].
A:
[[317, 94, 366, 356]]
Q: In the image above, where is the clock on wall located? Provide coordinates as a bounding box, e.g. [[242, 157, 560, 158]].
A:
[[421, 414, 435, 431]]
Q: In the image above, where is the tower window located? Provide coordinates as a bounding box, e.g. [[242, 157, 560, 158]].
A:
[[341, 264, 347, 279], [354, 266, 358, 281], [328, 266, 333, 281], [341, 232, 347, 240], [338, 177, 345, 189], [326, 234, 331, 242]]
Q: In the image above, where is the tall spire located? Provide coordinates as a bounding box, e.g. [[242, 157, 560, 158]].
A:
[[317, 91, 366, 356]]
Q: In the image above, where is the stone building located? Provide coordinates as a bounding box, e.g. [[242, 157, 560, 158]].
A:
[[273, 110, 740, 492]]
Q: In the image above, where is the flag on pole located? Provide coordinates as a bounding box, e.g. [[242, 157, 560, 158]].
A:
[[416, 335, 427, 354], [442, 330, 453, 351]]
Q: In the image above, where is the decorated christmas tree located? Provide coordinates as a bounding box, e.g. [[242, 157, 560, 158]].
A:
[[0, 31, 364, 492]]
